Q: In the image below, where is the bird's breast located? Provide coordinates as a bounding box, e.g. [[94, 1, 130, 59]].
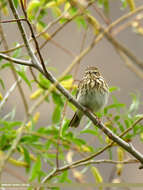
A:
[[77, 82, 108, 112]]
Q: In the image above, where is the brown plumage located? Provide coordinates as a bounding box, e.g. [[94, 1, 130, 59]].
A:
[[69, 66, 109, 127]]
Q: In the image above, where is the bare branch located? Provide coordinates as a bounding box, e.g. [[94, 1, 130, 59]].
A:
[[0, 18, 26, 23]]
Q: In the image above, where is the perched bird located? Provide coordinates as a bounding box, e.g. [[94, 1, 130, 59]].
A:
[[69, 66, 109, 127]]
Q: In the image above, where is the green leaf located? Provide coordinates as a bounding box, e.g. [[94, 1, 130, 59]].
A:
[[23, 146, 31, 171], [104, 103, 125, 114], [120, 0, 127, 9], [37, 9, 47, 21], [52, 91, 64, 106], [12, 44, 22, 58], [29, 155, 41, 181], [116, 121, 124, 132], [129, 93, 140, 114], [108, 148, 113, 160], [61, 119, 69, 137], [38, 73, 50, 89], [69, 6, 77, 16], [109, 86, 120, 93], [13, 0, 19, 8], [0, 63, 11, 70], [80, 129, 99, 136], [64, 132, 74, 141], [17, 70, 32, 89], [124, 119, 131, 128], [59, 170, 71, 183], [98, 0, 104, 7], [75, 16, 87, 29], [72, 137, 86, 146], [0, 78, 5, 89], [51, 187, 60, 190], [91, 167, 103, 188], [103, 0, 109, 13], [27, 0, 41, 21], [0, 134, 7, 149], [52, 105, 62, 124], [60, 75, 72, 81]]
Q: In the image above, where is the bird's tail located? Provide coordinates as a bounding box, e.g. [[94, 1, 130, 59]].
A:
[[69, 111, 83, 128]]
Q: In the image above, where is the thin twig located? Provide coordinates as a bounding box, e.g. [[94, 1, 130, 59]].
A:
[[101, 26, 143, 70], [0, 17, 29, 115], [0, 18, 26, 23], [29, 67, 48, 90], [41, 158, 138, 184], [0, 53, 33, 66], [92, 4, 111, 25], [91, 4, 143, 80], [116, 49, 143, 80], [0, 10, 70, 54], [56, 102, 68, 169], [1, 4, 143, 57], [20, 0, 48, 75], [0, 78, 21, 110], [8, 0, 40, 67]]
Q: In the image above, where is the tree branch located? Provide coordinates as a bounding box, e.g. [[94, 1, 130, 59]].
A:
[[0, 53, 33, 66]]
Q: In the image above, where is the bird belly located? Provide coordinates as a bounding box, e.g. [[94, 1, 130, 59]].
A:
[[77, 89, 108, 112]]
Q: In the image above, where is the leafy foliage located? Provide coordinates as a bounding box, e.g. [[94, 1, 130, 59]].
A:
[[0, 0, 142, 189]]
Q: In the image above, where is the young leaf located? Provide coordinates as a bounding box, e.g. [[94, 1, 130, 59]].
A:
[[17, 70, 32, 89], [22, 146, 31, 172], [52, 105, 62, 124], [91, 167, 103, 190], [61, 119, 69, 137], [109, 86, 120, 93], [80, 129, 99, 136], [29, 155, 41, 181], [38, 73, 50, 89], [27, 0, 41, 21], [13, 0, 19, 8], [129, 93, 140, 114], [52, 91, 64, 106], [0, 78, 5, 89]]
